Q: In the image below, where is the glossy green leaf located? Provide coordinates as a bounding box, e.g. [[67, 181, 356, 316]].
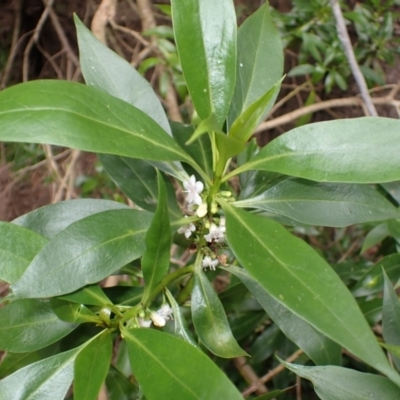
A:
[[191, 269, 247, 358], [74, 330, 113, 400], [234, 179, 400, 227], [141, 173, 171, 304], [222, 202, 400, 384], [226, 265, 341, 366], [228, 3, 283, 127], [171, 0, 237, 125], [0, 299, 77, 353], [51, 299, 99, 324], [75, 15, 188, 182], [361, 223, 390, 254], [103, 286, 143, 306], [0, 222, 48, 283], [254, 387, 294, 400], [59, 285, 111, 307], [381, 343, 400, 359], [0, 344, 59, 379], [165, 289, 197, 346], [0, 80, 193, 165], [381, 181, 400, 205], [105, 366, 137, 400], [229, 82, 281, 143], [171, 122, 213, 179], [12, 209, 152, 299], [75, 15, 170, 134], [98, 154, 181, 221], [382, 270, 400, 369], [352, 254, 400, 297], [359, 298, 382, 327], [250, 324, 282, 364], [282, 361, 400, 400], [230, 117, 400, 183], [123, 328, 244, 400], [0, 347, 80, 400], [13, 199, 130, 239]]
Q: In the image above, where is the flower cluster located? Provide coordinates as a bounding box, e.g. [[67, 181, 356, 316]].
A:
[[137, 304, 173, 328], [183, 175, 204, 206], [204, 217, 225, 243]]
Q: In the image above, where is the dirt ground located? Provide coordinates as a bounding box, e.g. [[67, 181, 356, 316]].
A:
[[0, 0, 399, 221]]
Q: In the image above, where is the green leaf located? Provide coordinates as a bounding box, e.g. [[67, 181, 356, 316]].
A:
[[221, 202, 400, 384], [50, 299, 100, 324], [381, 343, 400, 359], [234, 179, 400, 227], [0, 222, 48, 283], [141, 172, 171, 304], [171, 122, 213, 179], [74, 330, 113, 400], [74, 15, 171, 134], [13, 199, 130, 239], [59, 285, 111, 307], [229, 117, 400, 183], [123, 328, 244, 400], [74, 15, 189, 182], [228, 3, 283, 127], [0, 80, 193, 165], [361, 223, 390, 254], [382, 270, 400, 369], [0, 347, 80, 400], [98, 154, 181, 221], [0, 299, 77, 353], [171, 0, 237, 125], [250, 324, 282, 364], [103, 286, 143, 306], [165, 289, 197, 346], [253, 387, 294, 400], [352, 254, 400, 297], [11, 209, 153, 299], [191, 269, 247, 358], [282, 361, 400, 400], [105, 366, 138, 400], [226, 265, 341, 366], [229, 81, 281, 143]]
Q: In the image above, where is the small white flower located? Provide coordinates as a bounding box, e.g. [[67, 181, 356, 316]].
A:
[[202, 256, 219, 271], [150, 311, 167, 327], [178, 217, 196, 238], [138, 318, 152, 328], [157, 304, 173, 321], [183, 175, 204, 206], [196, 202, 208, 217], [204, 220, 225, 243]]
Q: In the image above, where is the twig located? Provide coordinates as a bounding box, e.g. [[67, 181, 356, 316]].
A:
[[91, 0, 117, 45], [242, 349, 303, 397], [256, 96, 400, 133], [234, 357, 269, 396], [330, 0, 377, 116]]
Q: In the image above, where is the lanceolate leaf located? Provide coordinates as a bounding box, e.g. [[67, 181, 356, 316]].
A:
[[105, 366, 138, 400], [191, 269, 247, 358], [97, 154, 181, 221], [234, 178, 400, 227], [0, 347, 80, 400], [141, 172, 171, 304], [228, 3, 284, 127], [282, 362, 400, 400], [225, 266, 341, 366], [11, 209, 153, 299], [123, 328, 244, 400], [361, 223, 390, 254], [382, 270, 400, 369], [0, 222, 47, 283], [74, 330, 113, 400], [221, 202, 400, 385], [171, 0, 237, 125], [59, 285, 111, 307], [12, 199, 130, 239], [0, 299, 77, 353], [229, 117, 400, 183], [0, 80, 193, 165]]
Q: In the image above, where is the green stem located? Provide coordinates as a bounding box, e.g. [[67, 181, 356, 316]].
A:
[[177, 275, 194, 304], [142, 265, 195, 308]]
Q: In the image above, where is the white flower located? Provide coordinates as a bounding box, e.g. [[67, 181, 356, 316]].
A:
[[183, 175, 204, 206], [150, 311, 167, 327], [202, 256, 219, 271], [204, 219, 226, 243], [157, 304, 173, 321], [178, 217, 196, 238], [196, 202, 208, 217], [138, 318, 152, 328]]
